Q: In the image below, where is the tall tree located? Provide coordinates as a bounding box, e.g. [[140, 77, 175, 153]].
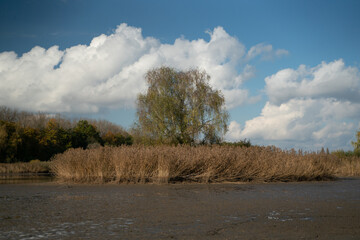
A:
[[136, 67, 229, 145]]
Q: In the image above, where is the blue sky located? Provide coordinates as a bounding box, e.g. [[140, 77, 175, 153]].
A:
[[1, 0, 359, 150]]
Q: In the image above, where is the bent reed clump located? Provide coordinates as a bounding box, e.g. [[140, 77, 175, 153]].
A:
[[50, 145, 354, 184]]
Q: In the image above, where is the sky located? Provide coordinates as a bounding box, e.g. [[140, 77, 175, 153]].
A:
[[0, 0, 359, 150]]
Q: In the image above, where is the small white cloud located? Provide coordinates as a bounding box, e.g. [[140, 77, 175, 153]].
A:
[[246, 43, 288, 61], [275, 49, 289, 57], [247, 43, 272, 60]]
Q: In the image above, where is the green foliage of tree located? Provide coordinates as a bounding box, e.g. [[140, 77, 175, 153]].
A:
[[221, 139, 252, 148], [38, 119, 73, 160], [135, 67, 229, 145], [18, 126, 41, 162], [0, 107, 133, 162], [0, 120, 43, 162], [72, 120, 103, 149], [332, 149, 356, 158], [352, 130, 360, 156], [103, 131, 133, 146], [0, 121, 22, 162]]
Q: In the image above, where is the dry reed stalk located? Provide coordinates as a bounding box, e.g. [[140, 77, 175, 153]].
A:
[[50, 145, 359, 184]]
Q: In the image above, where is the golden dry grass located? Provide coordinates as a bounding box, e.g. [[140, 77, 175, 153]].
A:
[[334, 156, 360, 177], [50, 145, 360, 184], [0, 160, 51, 174]]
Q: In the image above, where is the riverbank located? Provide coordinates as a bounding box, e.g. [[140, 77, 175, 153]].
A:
[[1, 178, 359, 239]]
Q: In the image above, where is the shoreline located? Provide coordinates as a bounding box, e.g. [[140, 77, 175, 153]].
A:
[[2, 174, 360, 186]]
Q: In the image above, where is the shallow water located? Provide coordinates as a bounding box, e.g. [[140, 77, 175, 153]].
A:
[[0, 174, 54, 184], [0, 179, 359, 239]]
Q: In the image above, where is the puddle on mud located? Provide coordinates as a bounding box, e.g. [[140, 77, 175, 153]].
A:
[[223, 214, 258, 222], [266, 209, 313, 222]]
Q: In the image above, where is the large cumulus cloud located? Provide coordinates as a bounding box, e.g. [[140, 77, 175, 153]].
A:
[[227, 59, 360, 150], [0, 23, 285, 113]]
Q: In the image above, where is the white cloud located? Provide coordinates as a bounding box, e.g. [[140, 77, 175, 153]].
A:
[[226, 121, 242, 140], [227, 60, 360, 150], [227, 99, 359, 150], [275, 49, 289, 57], [246, 43, 288, 61], [0, 24, 287, 113], [265, 59, 360, 105], [240, 98, 359, 141]]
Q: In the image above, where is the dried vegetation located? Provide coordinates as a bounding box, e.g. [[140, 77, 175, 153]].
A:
[[0, 160, 51, 174], [50, 145, 360, 184]]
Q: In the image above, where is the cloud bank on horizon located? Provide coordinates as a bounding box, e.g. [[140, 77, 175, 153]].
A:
[[0, 23, 359, 150]]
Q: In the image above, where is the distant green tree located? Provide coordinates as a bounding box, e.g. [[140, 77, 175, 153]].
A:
[[0, 107, 134, 162], [136, 67, 229, 145], [0, 121, 22, 162], [222, 139, 252, 148], [18, 126, 41, 162], [102, 131, 133, 146], [38, 119, 72, 160], [352, 130, 360, 156], [72, 120, 103, 149]]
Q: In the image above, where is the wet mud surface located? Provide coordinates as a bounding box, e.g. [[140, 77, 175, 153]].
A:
[[0, 178, 359, 239]]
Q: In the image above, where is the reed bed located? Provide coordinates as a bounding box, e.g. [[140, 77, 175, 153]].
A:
[[334, 156, 360, 177], [50, 145, 357, 184], [0, 160, 51, 174]]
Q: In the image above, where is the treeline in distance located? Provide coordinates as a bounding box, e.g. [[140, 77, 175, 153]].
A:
[[0, 106, 132, 163]]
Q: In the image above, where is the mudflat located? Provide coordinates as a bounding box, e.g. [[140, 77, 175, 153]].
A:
[[0, 178, 359, 240]]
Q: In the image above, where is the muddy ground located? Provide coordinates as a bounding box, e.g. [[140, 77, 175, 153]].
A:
[[0, 178, 359, 239]]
